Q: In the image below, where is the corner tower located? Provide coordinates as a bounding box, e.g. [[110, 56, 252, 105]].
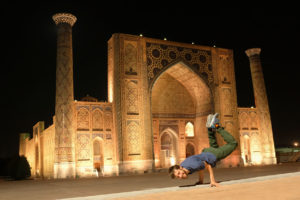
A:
[[245, 48, 276, 164], [52, 13, 77, 178]]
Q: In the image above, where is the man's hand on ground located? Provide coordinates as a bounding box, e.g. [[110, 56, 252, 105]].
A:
[[210, 181, 220, 187]]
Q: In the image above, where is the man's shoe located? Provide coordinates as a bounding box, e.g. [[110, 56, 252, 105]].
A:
[[206, 114, 213, 128], [206, 113, 220, 129]]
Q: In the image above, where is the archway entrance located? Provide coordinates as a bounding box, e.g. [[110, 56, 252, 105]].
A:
[[93, 139, 104, 176], [160, 129, 178, 168], [243, 134, 251, 164], [151, 61, 212, 168]]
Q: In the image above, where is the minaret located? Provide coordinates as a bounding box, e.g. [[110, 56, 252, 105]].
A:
[[52, 13, 77, 178], [245, 48, 276, 164]]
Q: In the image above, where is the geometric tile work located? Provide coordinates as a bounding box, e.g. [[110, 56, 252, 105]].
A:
[[222, 88, 233, 117], [249, 111, 258, 129], [77, 108, 89, 130], [124, 42, 138, 75], [219, 54, 232, 84], [126, 80, 139, 115], [55, 23, 75, 163], [127, 120, 140, 155], [250, 132, 261, 152], [146, 42, 212, 86], [77, 133, 90, 160], [92, 109, 103, 130], [105, 113, 112, 130], [238, 110, 259, 131], [239, 112, 249, 130]]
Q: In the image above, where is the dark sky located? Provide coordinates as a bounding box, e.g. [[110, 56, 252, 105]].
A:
[[1, 3, 299, 158]]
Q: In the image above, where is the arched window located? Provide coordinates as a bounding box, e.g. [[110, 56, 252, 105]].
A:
[[185, 122, 194, 137], [92, 109, 103, 130], [93, 140, 101, 156]]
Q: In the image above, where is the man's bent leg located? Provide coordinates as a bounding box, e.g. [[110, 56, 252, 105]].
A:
[[202, 129, 218, 157], [208, 128, 218, 148], [217, 128, 237, 144], [213, 127, 237, 160]]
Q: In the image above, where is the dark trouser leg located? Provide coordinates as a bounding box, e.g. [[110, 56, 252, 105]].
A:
[[207, 128, 218, 148], [215, 127, 238, 160], [202, 127, 237, 160]]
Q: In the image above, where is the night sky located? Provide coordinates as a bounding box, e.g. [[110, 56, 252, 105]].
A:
[[1, 3, 299, 158]]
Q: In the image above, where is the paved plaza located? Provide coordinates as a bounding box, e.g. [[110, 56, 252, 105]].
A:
[[0, 163, 300, 200]]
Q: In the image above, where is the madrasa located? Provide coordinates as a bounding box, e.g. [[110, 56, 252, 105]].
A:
[[19, 13, 276, 179]]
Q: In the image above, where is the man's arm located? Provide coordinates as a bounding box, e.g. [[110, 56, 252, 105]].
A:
[[195, 169, 204, 185], [205, 162, 219, 187]]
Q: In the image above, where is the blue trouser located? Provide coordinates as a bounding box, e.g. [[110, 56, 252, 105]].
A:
[[202, 127, 237, 160]]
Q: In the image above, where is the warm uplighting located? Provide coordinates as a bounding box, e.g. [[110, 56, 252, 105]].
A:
[[294, 142, 299, 147], [139, 33, 143, 37], [108, 66, 114, 103], [103, 165, 114, 176], [251, 153, 263, 165], [54, 162, 75, 178], [170, 157, 176, 165]]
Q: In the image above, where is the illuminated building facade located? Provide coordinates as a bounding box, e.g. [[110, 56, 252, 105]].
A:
[[19, 13, 276, 179]]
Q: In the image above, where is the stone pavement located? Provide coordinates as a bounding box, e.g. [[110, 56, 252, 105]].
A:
[[1, 163, 300, 200], [112, 173, 300, 200]]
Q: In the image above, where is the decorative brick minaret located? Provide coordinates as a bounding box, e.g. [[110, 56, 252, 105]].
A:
[[52, 13, 77, 178], [245, 48, 276, 164]]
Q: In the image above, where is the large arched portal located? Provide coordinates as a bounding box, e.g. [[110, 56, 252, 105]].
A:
[[107, 34, 242, 173], [151, 61, 213, 168]]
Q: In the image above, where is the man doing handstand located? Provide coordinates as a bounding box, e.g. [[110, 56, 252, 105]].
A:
[[168, 113, 237, 187]]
